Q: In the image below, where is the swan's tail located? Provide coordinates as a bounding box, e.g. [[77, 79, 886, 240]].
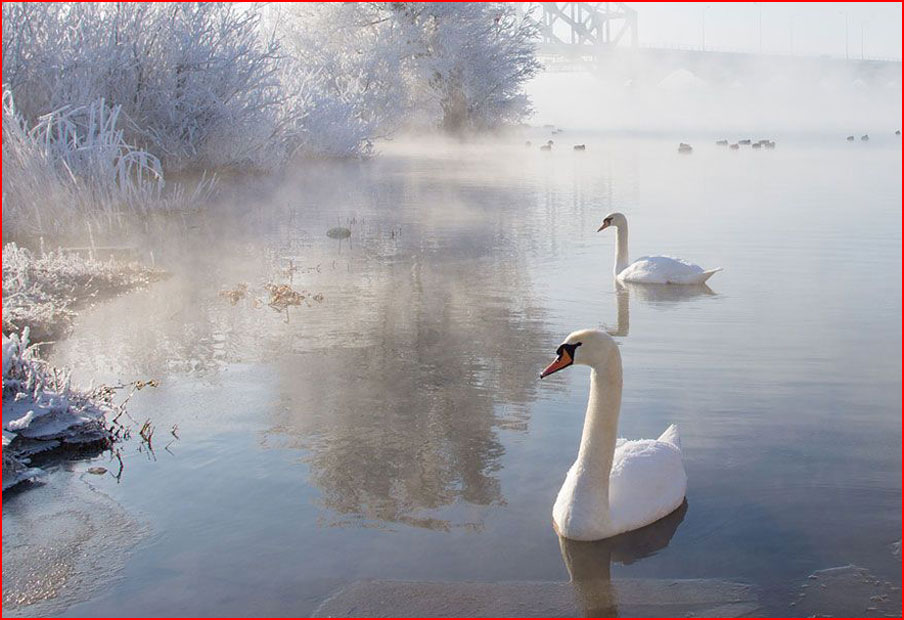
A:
[[658, 424, 682, 450], [699, 268, 722, 283]]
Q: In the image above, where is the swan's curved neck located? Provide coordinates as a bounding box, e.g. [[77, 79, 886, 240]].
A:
[[575, 354, 623, 505], [614, 222, 629, 276]]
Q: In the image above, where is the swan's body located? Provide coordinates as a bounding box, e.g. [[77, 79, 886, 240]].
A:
[[541, 330, 687, 541], [598, 212, 721, 285]]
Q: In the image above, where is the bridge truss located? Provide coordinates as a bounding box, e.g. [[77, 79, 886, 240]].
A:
[[528, 2, 638, 51]]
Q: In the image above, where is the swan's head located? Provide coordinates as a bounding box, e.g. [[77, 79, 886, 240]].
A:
[[597, 212, 626, 232], [540, 329, 619, 378]]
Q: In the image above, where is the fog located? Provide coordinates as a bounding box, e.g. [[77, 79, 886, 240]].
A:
[[527, 53, 901, 134]]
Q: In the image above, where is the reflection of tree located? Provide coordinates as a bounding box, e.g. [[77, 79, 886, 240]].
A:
[[559, 501, 687, 616], [269, 230, 548, 530]]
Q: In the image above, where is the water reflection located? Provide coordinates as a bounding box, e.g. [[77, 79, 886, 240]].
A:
[[618, 280, 716, 306], [268, 248, 549, 530], [604, 282, 715, 337], [559, 501, 688, 616]]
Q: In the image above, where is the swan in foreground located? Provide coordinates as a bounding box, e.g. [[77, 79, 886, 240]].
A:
[[598, 212, 721, 284], [540, 329, 687, 541]]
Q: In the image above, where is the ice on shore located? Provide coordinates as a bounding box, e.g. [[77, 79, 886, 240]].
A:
[[2, 330, 112, 491]]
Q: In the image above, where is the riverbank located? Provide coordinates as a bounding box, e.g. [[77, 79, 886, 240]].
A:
[[2, 243, 166, 490]]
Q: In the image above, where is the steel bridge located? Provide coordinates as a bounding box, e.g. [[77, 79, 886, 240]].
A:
[[523, 2, 900, 86], [526, 2, 638, 56]]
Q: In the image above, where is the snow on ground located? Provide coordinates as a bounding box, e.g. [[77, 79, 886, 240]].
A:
[[2, 330, 115, 490]]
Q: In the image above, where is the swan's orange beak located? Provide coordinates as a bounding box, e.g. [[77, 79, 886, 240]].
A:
[[597, 221, 610, 232], [540, 349, 573, 378]]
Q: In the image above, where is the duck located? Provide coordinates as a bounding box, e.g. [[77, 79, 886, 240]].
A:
[[677, 143, 693, 153], [573, 144, 587, 151], [738, 139, 751, 145], [715, 139, 728, 146], [540, 144, 552, 152], [861, 134, 869, 141], [729, 143, 740, 150], [751, 142, 762, 149], [540, 329, 687, 541], [597, 212, 721, 284], [846, 135, 855, 141]]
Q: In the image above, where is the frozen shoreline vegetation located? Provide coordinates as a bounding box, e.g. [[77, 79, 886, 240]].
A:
[[2, 3, 539, 237], [2, 330, 111, 491], [2, 243, 166, 343]]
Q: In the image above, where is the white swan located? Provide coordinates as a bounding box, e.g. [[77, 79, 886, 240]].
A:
[[540, 329, 687, 541], [597, 212, 721, 284]]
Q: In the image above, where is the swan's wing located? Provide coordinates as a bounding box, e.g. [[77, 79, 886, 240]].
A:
[[657, 424, 681, 450], [608, 439, 687, 534], [619, 256, 718, 284]]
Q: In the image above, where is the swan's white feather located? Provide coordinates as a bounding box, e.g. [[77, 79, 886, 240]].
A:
[[618, 255, 721, 285], [554, 426, 687, 541], [548, 329, 687, 542]]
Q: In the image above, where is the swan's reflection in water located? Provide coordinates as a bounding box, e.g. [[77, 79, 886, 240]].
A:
[[558, 500, 688, 617], [606, 282, 716, 337]]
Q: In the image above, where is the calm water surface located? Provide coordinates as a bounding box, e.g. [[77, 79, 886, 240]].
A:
[[4, 133, 901, 616]]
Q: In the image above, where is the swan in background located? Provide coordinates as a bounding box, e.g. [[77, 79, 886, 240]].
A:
[[540, 329, 687, 541], [598, 212, 721, 284]]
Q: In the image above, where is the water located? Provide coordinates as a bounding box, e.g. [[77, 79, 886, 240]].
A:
[[4, 133, 901, 616]]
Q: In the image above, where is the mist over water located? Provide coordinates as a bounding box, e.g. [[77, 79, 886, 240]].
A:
[[528, 54, 901, 134]]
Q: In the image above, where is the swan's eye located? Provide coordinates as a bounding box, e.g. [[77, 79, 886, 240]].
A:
[[555, 342, 582, 359]]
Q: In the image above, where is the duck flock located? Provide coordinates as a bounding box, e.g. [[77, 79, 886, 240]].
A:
[[528, 125, 900, 156]]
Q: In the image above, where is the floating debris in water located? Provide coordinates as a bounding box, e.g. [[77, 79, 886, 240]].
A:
[[86, 466, 107, 475], [327, 227, 352, 239], [266, 283, 305, 310], [219, 283, 249, 305]]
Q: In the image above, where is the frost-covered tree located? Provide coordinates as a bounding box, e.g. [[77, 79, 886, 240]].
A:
[[393, 3, 541, 132], [275, 2, 540, 135]]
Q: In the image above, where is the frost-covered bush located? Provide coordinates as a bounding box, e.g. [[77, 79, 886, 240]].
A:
[[2, 3, 290, 171], [3, 89, 163, 233], [2, 89, 215, 235], [2, 243, 166, 343], [2, 329, 112, 490]]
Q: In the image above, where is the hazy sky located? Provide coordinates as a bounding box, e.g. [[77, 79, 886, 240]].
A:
[[629, 2, 901, 59]]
